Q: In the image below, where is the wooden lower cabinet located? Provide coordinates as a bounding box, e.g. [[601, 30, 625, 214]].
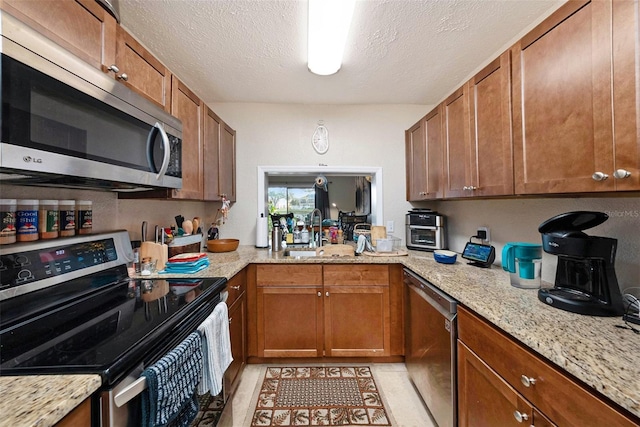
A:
[[458, 341, 555, 427], [255, 265, 324, 357], [55, 397, 91, 427], [251, 264, 398, 359], [458, 305, 639, 427], [224, 270, 246, 394]]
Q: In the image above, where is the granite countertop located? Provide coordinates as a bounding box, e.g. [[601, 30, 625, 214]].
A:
[[4, 245, 638, 425], [0, 374, 101, 427]]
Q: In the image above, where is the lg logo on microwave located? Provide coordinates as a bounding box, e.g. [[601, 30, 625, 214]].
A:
[[23, 156, 43, 164]]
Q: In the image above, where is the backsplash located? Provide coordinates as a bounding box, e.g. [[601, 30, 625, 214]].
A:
[[1, 185, 218, 243], [432, 196, 640, 296]]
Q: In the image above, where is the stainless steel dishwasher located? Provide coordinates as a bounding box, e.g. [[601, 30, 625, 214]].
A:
[[404, 268, 457, 427]]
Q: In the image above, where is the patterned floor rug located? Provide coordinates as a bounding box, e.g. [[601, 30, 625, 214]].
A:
[[191, 392, 225, 426], [249, 366, 394, 426]]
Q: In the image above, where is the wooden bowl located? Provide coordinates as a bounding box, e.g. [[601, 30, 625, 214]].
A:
[[207, 238, 239, 253]]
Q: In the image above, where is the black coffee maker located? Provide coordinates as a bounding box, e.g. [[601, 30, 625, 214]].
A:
[[538, 211, 624, 316]]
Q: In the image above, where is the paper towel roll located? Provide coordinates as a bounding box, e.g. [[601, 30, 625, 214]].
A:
[[256, 214, 269, 248]]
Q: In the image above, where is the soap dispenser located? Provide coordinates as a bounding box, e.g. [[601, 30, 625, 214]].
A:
[[301, 223, 310, 244]]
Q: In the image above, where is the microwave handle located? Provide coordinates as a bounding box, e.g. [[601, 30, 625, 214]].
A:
[[146, 123, 171, 180]]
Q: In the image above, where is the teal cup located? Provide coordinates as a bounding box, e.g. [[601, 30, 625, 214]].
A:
[[502, 242, 542, 280]]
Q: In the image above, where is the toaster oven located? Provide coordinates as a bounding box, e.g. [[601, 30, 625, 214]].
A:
[[406, 210, 447, 251]]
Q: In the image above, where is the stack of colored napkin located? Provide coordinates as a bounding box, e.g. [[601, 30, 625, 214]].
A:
[[161, 253, 209, 274]]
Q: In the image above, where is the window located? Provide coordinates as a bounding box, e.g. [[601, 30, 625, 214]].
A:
[[268, 186, 316, 221]]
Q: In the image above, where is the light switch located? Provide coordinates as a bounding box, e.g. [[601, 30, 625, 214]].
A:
[[386, 220, 394, 233]]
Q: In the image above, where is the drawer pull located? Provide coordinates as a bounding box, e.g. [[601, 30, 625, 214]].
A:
[[231, 285, 241, 290], [513, 410, 529, 423], [520, 375, 536, 387], [228, 317, 233, 324]]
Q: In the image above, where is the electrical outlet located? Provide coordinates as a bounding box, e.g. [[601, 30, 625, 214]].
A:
[[386, 220, 394, 233], [478, 226, 490, 243]]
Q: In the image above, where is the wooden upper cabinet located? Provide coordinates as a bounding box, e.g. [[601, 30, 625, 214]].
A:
[[406, 117, 427, 201], [443, 85, 472, 198], [203, 108, 236, 202], [220, 123, 237, 202], [114, 26, 172, 111], [442, 52, 513, 199], [170, 76, 204, 200], [512, 0, 618, 194], [203, 106, 223, 201], [469, 52, 514, 196], [405, 106, 444, 201], [1, 0, 116, 71], [611, 0, 640, 190]]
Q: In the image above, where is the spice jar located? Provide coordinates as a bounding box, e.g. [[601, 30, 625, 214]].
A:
[[77, 200, 92, 234], [0, 199, 17, 245], [16, 199, 39, 242], [59, 200, 76, 237], [39, 200, 59, 239]]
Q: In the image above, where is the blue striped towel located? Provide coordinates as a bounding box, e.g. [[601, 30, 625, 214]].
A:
[[141, 332, 203, 427]]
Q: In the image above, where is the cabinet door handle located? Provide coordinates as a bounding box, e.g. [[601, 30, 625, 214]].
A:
[[520, 375, 536, 387], [107, 64, 120, 73], [117, 73, 129, 82], [317, 291, 321, 297], [592, 171, 609, 181], [325, 291, 329, 297], [228, 317, 232, 324], [231, 285, 241, 290], [613, 169, 631, 179], [513, 410, 529, 423]]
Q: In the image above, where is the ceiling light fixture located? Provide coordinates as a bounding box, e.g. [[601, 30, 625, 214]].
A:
[[307, 0, 356, 76]]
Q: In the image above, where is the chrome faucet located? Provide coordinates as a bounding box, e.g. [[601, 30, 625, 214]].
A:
[[309, 208, 323, 248]]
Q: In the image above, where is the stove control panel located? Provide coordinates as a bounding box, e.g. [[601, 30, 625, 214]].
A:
[[0, 238, 118, 289]]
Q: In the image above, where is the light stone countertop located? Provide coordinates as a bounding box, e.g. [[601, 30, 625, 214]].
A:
[[3, 245, 639, 425], [0, 374, 101, 427]]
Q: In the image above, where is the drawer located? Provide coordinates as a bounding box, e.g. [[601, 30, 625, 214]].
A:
[[256, 264, 322, 286], [225, 270, 246, 307], [458, 306, 637, 427], [323, 265, 389, 286]]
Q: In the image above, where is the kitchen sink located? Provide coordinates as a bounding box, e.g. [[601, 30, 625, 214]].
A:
[[283, 248, 318, 258]]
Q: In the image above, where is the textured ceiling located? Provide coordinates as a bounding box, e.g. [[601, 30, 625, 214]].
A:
[[118, 0, 564, 105]]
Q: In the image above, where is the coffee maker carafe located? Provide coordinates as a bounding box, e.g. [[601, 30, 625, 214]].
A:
[[537, 211, 624, 316]]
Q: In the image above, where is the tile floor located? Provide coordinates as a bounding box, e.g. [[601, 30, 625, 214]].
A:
[[218, 363, 436, 427]]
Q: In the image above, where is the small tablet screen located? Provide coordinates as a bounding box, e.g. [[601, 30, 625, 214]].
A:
[[462, 243, 493, 263]]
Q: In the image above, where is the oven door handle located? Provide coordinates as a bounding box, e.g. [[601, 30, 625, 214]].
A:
[[114, 376, 147, 407]]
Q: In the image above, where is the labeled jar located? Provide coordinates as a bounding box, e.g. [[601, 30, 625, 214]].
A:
[[77, 200, 92, 234], [59, 200, 76, 237], [39, 200, 59, 239], [0, 199, 17, 245], [16, 199, 39, 242]]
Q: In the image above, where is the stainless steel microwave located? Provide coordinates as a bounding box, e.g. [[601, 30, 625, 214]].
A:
[[0, 11, 182, 191]]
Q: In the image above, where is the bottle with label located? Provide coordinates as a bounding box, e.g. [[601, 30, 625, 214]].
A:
[[59, 200, 76, 237], [301, 224, 310, 244], [77, 200, 92, 234], [0, 199, 17, 245], [39, 200, 59, 239], [293, 227, 302, 244], [16, 199, 39, 242]]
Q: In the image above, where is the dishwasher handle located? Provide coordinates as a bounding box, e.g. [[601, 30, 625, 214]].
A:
[[404, 269, 457, 314]]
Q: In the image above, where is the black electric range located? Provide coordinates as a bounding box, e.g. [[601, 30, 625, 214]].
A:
[[0, 231, 226, 388]]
